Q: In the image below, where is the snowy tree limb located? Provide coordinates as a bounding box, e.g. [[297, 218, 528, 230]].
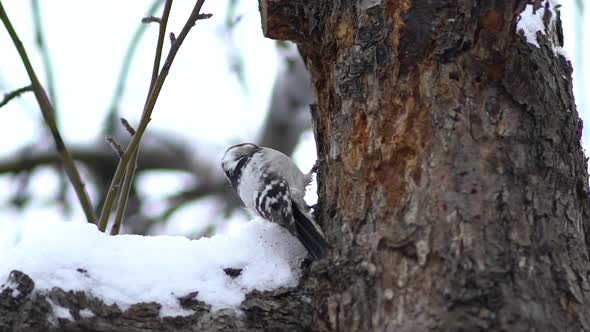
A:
[[0, 269, 316, 331]]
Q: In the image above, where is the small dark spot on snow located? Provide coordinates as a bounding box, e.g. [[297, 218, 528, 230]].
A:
[[178, 291, 200, 307], [76, 268, 90, 278], [223, 268, 242, 279]]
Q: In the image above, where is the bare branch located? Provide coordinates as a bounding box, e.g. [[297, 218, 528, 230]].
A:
[[197, 13, 213, 20], [31, 0, 58, 115], [120, 118, 136, 136], [98, 0, 208, 232], [105, 136, 124, 158], [110, 0, 175, 235], [0, 85, 33, 108], [141, 16, 161, 24], [110, 164, 135, 235], [0, 140, 196, 175], [156, 181, 240, 222], [0, 2, 96, 223], [258, 46, 313, 156], [104, 0, 161, 135]]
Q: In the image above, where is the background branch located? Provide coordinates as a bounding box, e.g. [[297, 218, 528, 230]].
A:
[[141, 16, 161, 24], [31, 0, 58, 115], [30, 0, 73, 223], [97, 0, 207, 232], [104, 0, 162, 135], [0, 2, 96, 223], [0, 85, 33, 108], [258, 44, 312, 155], [0, 138, 195, 175], [105, 136, 124, 158], [111, 0, 174, 236]]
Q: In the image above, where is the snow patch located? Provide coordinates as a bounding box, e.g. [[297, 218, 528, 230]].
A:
[[517, 0, 564, 56], [0, 219, 307, 317], [0, 278, 20, 297], [79, 308, 95, 319], [517, 2, 547, 47], [48, 298, 74, 321]]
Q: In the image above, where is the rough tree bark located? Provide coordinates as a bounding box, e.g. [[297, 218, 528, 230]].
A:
[[2, 1, 590, 331], [272, 0, 590, 330]]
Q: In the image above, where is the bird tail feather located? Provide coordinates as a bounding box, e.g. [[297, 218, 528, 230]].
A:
[[292, 203, 328, 260]]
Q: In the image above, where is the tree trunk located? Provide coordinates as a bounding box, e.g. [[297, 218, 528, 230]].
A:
[[264, 0, 590, 330], [3, 1, 590, 331]]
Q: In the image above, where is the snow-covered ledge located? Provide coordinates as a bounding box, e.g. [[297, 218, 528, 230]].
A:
[[0, 220, 318, 331]]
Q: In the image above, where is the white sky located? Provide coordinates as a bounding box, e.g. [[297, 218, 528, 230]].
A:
[[0, 1, 588, 239]]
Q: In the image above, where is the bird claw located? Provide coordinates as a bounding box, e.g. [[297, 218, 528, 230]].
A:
[[304, 160, 320, 185], [310, 160, 319, 174]]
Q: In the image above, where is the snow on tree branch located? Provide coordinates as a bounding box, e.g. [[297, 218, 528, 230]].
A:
[[0, 219, 307, 318]]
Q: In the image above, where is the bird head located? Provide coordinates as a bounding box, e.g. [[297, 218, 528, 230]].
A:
[[221, 143, 259, 177]]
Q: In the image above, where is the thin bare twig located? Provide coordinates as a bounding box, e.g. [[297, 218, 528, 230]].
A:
[[0, 85, 33, 108], [99, 0, 207, 232], [109, 168, 131, 235], [141, 16, 161, 24], [105, 136, 124, 158], [31, 0, 58, 114], [111, 0, 174, 236], [31, 0, 71, 222], [0, 2, 96, 223], [104, 0, 161, 135], [120, 118, 136, 135], [197, 13, 213, 20]]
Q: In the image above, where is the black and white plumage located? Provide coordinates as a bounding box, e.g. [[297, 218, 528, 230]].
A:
[[221, 143, 328, 260]]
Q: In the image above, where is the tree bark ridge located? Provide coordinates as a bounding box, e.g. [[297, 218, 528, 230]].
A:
[[293, 1, 590, 330]]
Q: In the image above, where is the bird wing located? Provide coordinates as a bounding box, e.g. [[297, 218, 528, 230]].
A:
[[253, 175, 328, 259], [253, 176, 297, 234]]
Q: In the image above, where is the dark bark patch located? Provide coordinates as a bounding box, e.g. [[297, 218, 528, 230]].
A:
[[358, 5, 385, 49], [260, 0, 307, 42], [480, 9, 504, 33], [123, 302, 161, 318], [399, 0, 444, 69]]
